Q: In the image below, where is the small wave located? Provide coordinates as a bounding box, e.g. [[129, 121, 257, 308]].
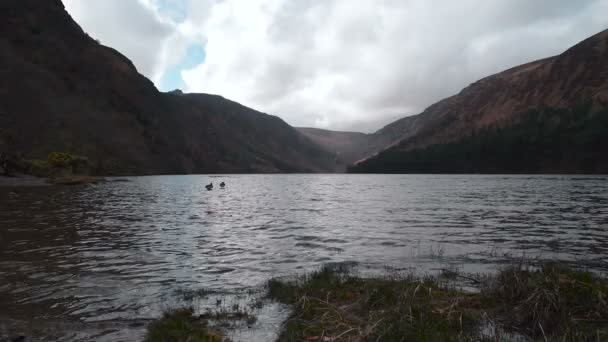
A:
[[322, 238, 347, 244], [294, 242, 321, 248], [289, 208, 322, 212], [314, 256, 332, 262], [269, 234, 294, 240], [570, 177, 607, 181], [380, 241, 400, 246], [294, 235, 320, 242], [294, 242, 344, 252], [207, 267, 235, 274]]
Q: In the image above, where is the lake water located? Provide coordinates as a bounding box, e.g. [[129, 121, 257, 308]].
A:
[[1, 174, 607, 340]]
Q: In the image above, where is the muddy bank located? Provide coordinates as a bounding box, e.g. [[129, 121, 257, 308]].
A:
[[0, 175, 129, 187], [0, 175, 49, 187]]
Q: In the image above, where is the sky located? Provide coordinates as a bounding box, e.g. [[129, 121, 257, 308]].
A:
[[62, 0, 608, 132]]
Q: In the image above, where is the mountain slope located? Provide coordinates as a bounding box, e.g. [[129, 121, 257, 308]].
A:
[[350, 29, 608, 174], [296, 128, 372, 168], [0, 0, 335, 175], [297, 114, 425, 168]]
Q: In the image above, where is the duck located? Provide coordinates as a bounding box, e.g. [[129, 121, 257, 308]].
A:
[[205, 183, 213, 190], [220, 181, 225, 188]]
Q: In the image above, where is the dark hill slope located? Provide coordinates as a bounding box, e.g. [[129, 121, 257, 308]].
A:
[[297, 114, 425, 168], [296, 128, 369, 169], [0, 0, 334, 175], [350, 29, 608, 174], [164, 93, 336, 173]]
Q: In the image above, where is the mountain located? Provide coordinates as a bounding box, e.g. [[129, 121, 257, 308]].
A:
[[349, 29, 608, 174], [297, 114, 425, 170], [0, 0, 335, 175], [296, 128, 368, 168]]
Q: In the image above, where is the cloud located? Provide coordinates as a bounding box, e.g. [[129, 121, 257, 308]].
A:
[[159, 44, 206, 91], [62, 0, 174, 80], [180, 0, 608, 131], [63, 0, 608, 132]]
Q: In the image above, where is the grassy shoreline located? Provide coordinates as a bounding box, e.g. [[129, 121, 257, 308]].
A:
[[146, 263, 608, 341]]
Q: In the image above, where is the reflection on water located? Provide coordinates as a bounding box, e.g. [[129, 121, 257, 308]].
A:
[[0, 174, 607, 340]]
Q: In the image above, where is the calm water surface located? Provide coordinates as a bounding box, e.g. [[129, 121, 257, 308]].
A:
[[1, 174, 607, 340]]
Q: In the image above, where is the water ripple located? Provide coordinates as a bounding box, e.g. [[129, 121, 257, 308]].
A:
[[1, 174, 607, 339]]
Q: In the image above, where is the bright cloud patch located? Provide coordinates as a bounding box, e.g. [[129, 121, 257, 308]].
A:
[[63, 0, 608, 132], [153, 0, 189, 23]]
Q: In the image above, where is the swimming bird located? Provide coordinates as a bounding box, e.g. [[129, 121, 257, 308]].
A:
[[205, 183, 213, 190], [220, 182, 225, 188]]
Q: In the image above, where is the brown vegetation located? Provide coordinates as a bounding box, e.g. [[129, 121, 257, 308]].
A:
[[267, 263, 608, 341]]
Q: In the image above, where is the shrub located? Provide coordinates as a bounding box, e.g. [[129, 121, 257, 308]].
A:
[[47, 152, 75, 168], [27, 159, 52, 177]]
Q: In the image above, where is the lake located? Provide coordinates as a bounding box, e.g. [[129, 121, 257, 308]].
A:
[[1, 174, 607, 340]]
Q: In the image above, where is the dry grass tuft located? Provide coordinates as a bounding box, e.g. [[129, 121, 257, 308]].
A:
[[268, 263, 608, 341], [145, 307, 223, 342], [481, 263, 608, 340]]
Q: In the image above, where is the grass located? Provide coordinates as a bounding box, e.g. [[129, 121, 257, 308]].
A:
[[145, 304, 258, 342], [145, 307, 223, 342], [199, 305, 258, 328], [482, 263, 608, 340], [144, 263, 608, 341], [267, 265, 480, 341], [266, 263, 608, 341]]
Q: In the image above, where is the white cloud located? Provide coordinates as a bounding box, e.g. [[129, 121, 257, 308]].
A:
[[180, 0, 608, 131], [63, 0, 608, 132], [62, 0, 174, 81]]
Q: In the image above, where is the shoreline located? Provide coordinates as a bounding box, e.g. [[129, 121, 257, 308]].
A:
[[142, 262, 608, 342], [1, 262, 607, 341], [0, 175, 118, 188], [0, 175, 50, 187]]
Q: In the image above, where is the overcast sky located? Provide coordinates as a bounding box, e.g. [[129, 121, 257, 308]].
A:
[[62, 0, 608, 132]]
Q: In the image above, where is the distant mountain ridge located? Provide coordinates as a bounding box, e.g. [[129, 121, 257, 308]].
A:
[[0, 0, 335, 175], [296, 114, 424, 170], [347, 29, 608, 173]]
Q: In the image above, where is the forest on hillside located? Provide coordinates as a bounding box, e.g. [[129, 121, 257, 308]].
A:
[[349, 104, 608, 174]]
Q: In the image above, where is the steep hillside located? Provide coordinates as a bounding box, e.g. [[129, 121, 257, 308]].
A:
[[297, 114, 424, 168], [350, 29, 608, 174], [296, 128, 369, 168], [164, 93, 336, 173], [0, 0, 335, 175]]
